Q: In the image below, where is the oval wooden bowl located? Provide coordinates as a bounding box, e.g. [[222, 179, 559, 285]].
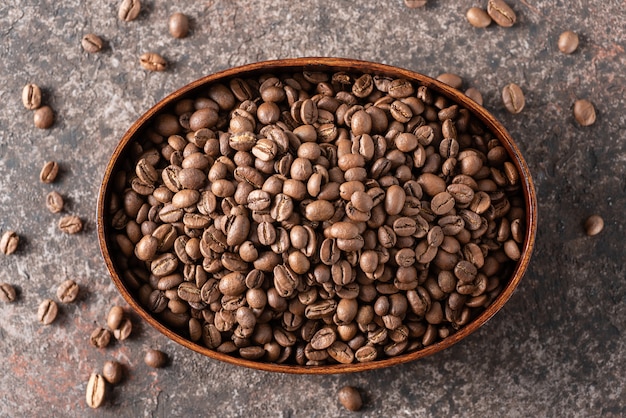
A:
[[97, 57, 537, 374]]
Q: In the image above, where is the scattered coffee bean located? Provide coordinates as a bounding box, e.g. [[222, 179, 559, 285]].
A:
[[584, 215, 604, 236], [0, 231, 19, 255], [113, 318, 132, 340], [558, 31, 579, 54], [502, 83, 525, 114], [118, 0, 140, 21], [573, 99, 596, 126], [338, 386, 363, 412], [46, 191, 64, 213], [86, 373, 106, 409], [144, 349, 168, 368], [56, 279, 79, 303], [90, 327, 112, 348], [464, 87, 483, 106], [59, 215, 83, 234], [107, 305, 125, 329], [466, 7, 492, 28], [169, 12, 189, 39], [102, 361, 124, 385], [140, 52, 167, 72], [437, 73, 463, 90], [487, 0, 516, 27], [0, 283, 17, 302], [404, 0, 427, 8], [81, 34, 104, 53], [40, 161, 59, 183], [37, 299, 58, 325], [22, 83, 42, 110], [33, 105, 54, 129]]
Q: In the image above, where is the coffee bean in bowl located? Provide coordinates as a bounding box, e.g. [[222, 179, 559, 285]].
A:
[[97, 58, 537, 374]]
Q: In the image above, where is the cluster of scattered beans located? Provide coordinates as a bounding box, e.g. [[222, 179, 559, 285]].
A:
[[107, 68, 530, 367]]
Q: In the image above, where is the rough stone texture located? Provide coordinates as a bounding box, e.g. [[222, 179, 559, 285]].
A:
[[0, 0, 625, 416]]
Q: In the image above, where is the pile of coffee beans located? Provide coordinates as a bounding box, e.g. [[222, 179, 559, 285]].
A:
[[106, 69, 527, 366]]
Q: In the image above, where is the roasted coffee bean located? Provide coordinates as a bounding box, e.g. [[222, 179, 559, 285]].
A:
[[22, 83, 42, 110], [86, 373, 106, 409], [502, 83, 525, 114], [558, 31, 579, 54], [46, 191, 64, 213], [107, 305, 125, 330], [466, 7, 491, 28], [144, 349, 168, 368], [487, 0, 516, 27], [90, 327, 112, 348], [573, 99, 596, 126], [338, 386, 363, 411], [58, 215, 83, 234], [584, 214, 604, 236], [82, 33, 104, 53], [118, 0, 140, 21], [102, 361, 124, 385], [56, 279, 79, 303], [169, 12, 189, 38], [40, 161, 59, 183], [437, 73, 463, 90], [34, 106, 54, 129], [140, 52, 167, 72], [0, 283, 17, 302], [464, 87, 484, 106], [404, 0, 427, 8], [0, 231, 19, 255], [37, 299, 58, 325]]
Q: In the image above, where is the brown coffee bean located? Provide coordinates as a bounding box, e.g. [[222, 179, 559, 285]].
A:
[[0, 231, 19, 255], [102, 361, 124, 385], [169, 12, 189, 38], [558, 31, 579, 54], [584, 215, 604, 236], [404, 0, 427, 8], [573, 99, 596, 126], [37, 299, 58, 325], [338, 386, 363, 411], [464, 87, 484, 106], [0, 283, 17, 303], [22, 83, 42, 110], [86, 373, 106, 409], [107, 306, 125, 330], [45, 191, 64, 213], [56, 279, 79, 303], [385, 185, 406, 216], [34, 105, 54, 129], [144, 348, 168, 368], [58, 215, 83, 234], [140, 52, 167, 71], [40, 161, 59, 183], [82, 33, 104, 53], [487, 0, 516, 27], [437, 73, 463, 90], [304, 200, 335, 221], [502, 83, 525, 114], [466, 7, 492, 28], [90, 327, 112, 348], [118, 0, 140, 21]]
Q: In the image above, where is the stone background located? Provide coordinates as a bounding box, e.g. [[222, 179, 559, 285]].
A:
[[1, 0, 625, 416]]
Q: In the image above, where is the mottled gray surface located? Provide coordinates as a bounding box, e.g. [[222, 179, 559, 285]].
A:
[[1, 0, 625, 416]]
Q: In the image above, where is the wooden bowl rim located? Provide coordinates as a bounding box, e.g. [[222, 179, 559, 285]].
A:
[[97, 57, 537, 374]]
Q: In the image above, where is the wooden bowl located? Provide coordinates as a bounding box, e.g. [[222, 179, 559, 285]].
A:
[[97, 57, 537, 374]]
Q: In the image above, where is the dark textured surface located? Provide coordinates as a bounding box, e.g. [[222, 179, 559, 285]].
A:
[[1, 1, 625, 416]]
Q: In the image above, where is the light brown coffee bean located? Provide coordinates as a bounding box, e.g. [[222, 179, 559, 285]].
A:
[[33, 105, 54, 129], [81, 33, 104, 53], [140, 52, 167, 71], [144, 348, 168, 368], [404, 0, 427, 8], [169, 12, 189, 38], [102, 361, 123, 385], [90, 327, 112, 348], [502, 83, 525, 114], [58, 215, 83, 234], [304, 200, 335, 222], [464, 87, 484, 106], [573, 99, 596, 126], [45, 191, 64, 213], [114, 318, 133, 340], [437, 73, 463, 90], [40, 161, 59, 183], [22, 83, 42, 110], [558, 31, 579, 54], [487, 0, 516, 27], [118, 0, 140, 21], [56, 279, 79, 303], [338, 386, 363, 411], [107, 305, 125, 330], [0, 283, 17, 302], [0, 231, 19, 255], [37, 299, 58, 325], [86, 373, 106, 409], [466, 7, 492, 28], [584, 215, 604, 236]]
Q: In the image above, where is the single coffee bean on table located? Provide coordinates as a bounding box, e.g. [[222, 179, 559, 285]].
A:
[[56, 279, 79, 303], [487, 0, 516, 27], [169, 12, 189, 38], [140, 52, 167, 72], [558, 31, 579, 54], [107, 68, 527, 366], [86, 373, 106, 409], [338, 386, 363, 412], [466, 7, 492, 28], [0, 231, 19, 255], [81, 33, 104, 53], [22, 83, 42, 110], [502, 83, 525, 114], [404, 0, 427, 8], [573, 99, 596, 126], [33, 105, 54, 129], [0, 283, 17, 302], [46, 191, 64, 213], [584, 215, 604, 236], [107, 305, 125, 330], [102, 361, 124, 385], [118, 0, 140, 21], [59, 215, 83, 234], [37, 299, 58, 325], [90, 327, 112, 348], [144, 349, 168, 368], [40, 161, 59, 183]]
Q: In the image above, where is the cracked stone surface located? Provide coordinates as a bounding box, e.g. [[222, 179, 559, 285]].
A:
[[0, 0, 625, 416]]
